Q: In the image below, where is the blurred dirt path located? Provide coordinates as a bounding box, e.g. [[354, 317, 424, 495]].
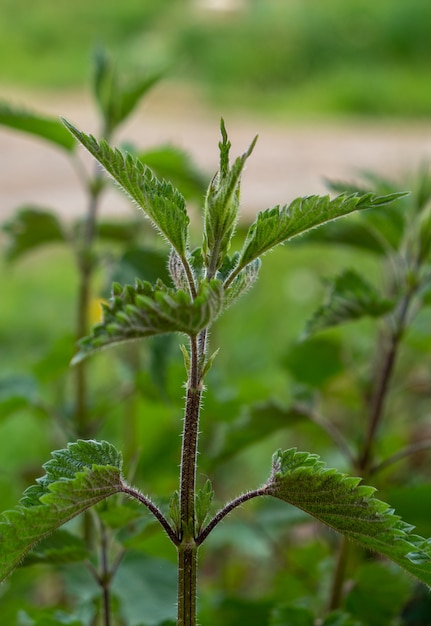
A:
[[2, 85, 431, 223]]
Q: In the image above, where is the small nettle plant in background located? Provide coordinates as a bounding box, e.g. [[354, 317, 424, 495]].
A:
[[0, 47, 206, 451], [1, 118, 431, 626]]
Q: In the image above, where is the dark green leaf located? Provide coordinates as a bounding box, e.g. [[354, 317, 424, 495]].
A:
[[73, 278, 224, 362], [326, 175, 408, 250], [322, 611, 362, 626], [0, 102, 76, 151], [18, 609, 83, 626], [305, 270, 395, 336], [212, 401, 308, 464], [112, 552, 177, 626], [266, 448, 431, 587], [96, 220, 143, 243], [62, 121, 190, 259], [0, 440, 124, 582], [23, 529, 89, 566], [293, 218, 391, 254], [386, 484, 431, 537], [200, 597, 272, 626], [269, 605, 314, 626], [345, 562, 411, 626], [139, 145, 207, 201], [110, 247, 171, 289], [2, 207, 66, 261], [233, 192, 406, 278], [283, 336, 344, 387]]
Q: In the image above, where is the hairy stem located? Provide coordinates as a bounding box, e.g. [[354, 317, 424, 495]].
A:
[[177, 544, 198, 626], [177, 334, 204, 626], [121, 484, 179, 545], [196, 487, 267, 545]]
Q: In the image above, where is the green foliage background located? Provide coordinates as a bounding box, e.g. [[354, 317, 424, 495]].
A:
[[1, 1, 431, 623], [2, 0, 431, 117]]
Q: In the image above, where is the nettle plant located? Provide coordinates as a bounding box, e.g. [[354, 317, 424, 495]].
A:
[[1, 120, 431, 626]]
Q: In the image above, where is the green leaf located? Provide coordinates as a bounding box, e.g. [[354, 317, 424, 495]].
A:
[[305, 269, 395, 337], [0, 440, 124, 582], [0, 374, 40, 418], [0, 102, 76, 151], [110, 247, 171, 289], [195, 480, 214, 535], [212, 401, 308, 464], [234, 192, 406, 277], [293, 217, 392, 254], [18, 609, 84, 626], [23, 529, 89, 566], [139, 145, 208, 201], [62, 120, 190, 259], [93, 48, 163, 134], [344, 562, 411, 626], [2, 207, 66, 261], [200, 597, 272, 626], [112, 552, 177, 626], [322, 611, 362, 626], [224, 258, 261, 308], [327, 174, 410, 251], [266, 448, 431, 587], [283, 336, 344, 387], [73, 279, 224, 362], [203, 119, 258, 274], [269, 605, 314, 626], [95, 220, 143, 243]]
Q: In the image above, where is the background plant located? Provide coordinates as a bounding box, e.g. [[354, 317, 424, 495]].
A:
[[1, 118, 431, 626], [0, 49, 207, 624]]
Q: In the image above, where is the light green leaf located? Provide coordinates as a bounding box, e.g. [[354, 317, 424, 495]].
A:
[[0, 440, 124, 582], [305, 269, 395, 337], [62, 120, 190, 259], [233, 192, 406, 278], [2, 207, 66, 261], [203, 119, 258, 274], [73, 278, 224, 362], [0, 102, 76, 151], [266, 448, 431, 587]]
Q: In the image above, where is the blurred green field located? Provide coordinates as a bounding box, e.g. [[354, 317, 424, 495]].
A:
[[2, 0, 431, 117]]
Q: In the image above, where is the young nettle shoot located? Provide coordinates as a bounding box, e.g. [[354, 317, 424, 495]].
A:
[[0, 120, 429, 626]]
